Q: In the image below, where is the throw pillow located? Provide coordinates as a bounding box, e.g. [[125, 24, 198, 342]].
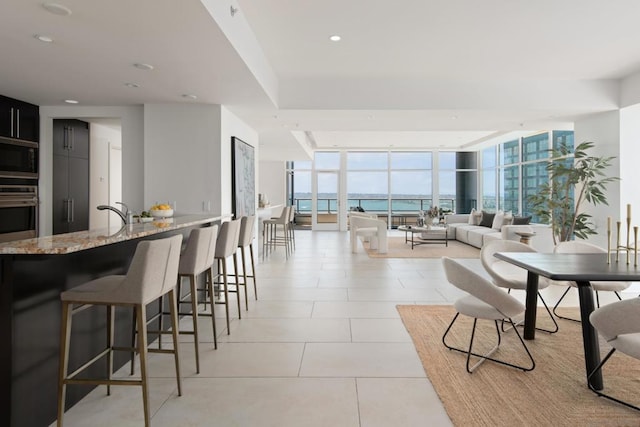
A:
[[492, 211, 505, 231], [513, 215, 532, 225], [503, 211, 514, 227], [468, 208, 476, 225], [479, 211, 495, 228]]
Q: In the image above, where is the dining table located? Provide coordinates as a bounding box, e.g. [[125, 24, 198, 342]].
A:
[[493, 252, 640, 391]]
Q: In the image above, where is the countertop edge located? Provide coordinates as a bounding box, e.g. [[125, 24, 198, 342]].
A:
[[0, 214, 229, 255]]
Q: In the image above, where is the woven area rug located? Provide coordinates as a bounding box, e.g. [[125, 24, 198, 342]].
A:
[[397, 305, 640, 427], [364, 237, 480, 259]]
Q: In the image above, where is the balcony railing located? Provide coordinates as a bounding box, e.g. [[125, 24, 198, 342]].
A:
[[293, 198, 457, 214]]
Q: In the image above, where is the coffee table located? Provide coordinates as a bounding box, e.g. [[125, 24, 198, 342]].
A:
[[398, 225, 448, 249]]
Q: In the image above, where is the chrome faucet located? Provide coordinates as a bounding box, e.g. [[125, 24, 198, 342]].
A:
[[97, 202, 131, 224]]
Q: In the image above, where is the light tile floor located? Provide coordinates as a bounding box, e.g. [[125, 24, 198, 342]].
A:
[[55, 230, 639, 426]]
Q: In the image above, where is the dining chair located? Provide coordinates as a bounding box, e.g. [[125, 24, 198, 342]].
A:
[[588, 297, 640, 411], [480, 239, 559, 334], [57, 235, 183, 427], [441, 257, 535, 373], [552, 241, 630, 322]]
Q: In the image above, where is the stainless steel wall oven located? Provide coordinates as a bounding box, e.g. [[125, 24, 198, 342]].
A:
[[0, 184, 38, 242]]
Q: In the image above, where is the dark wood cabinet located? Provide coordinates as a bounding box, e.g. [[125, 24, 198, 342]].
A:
[[53, 119, 89, 234], [0, 95, 39, 142]]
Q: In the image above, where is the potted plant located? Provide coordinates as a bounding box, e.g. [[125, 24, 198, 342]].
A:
[[527, 141, 619, 245]]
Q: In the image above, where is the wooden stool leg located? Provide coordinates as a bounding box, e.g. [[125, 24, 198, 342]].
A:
[[233, 252, 242, 318], [188, 274, 200, 374], [135, 304, 151, 427], [206, 268, 218, 349], [249, 243, 257, 300], [222, 259, 231, 335], [167, 289, 182, 396], [57, 301, 72, 427], [241, 247, 249, 310]]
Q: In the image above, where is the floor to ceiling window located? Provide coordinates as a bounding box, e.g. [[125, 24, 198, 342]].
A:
[[346, 152, 389, 213], [481, 146, 497, 211], [499, 140, 520, 213]]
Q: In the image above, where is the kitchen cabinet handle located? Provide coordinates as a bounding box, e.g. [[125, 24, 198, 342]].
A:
[[63, 127, 68, 150], [10, 108, 14, 137], [70, 127, 74, 151], [70, 199, 74, 222], [16, 109, 20, 139]]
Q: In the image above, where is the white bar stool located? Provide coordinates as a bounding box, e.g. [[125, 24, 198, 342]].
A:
[[176, 225, 219, 373], [57, 235, 183, 427], [237, 215, 258, 309], [213, 219, 242, 334]]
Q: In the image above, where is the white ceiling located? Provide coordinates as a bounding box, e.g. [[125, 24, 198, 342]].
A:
[[2, 1, 640, 159]]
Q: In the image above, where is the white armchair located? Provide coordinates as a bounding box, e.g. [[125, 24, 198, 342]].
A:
[[349, 214, 388, 254]]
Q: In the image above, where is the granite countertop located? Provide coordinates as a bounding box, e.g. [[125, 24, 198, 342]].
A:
[[0, 214, 225, 255]]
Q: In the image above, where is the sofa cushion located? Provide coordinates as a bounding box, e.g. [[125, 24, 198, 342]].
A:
[[482, 231, 503, 245], [479, 211, 495, 228], [513, 215, 532, 225], [468, 227, 496, 248]]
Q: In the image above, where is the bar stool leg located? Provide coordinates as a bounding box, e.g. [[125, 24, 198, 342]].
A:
[[187, 274, 200, 374], [135, 304, 151, 427], [107, 305, 114, 396], [57, 301, 72, 427], [221, 258, 231, 334], [167, 289, 182, 396], [240, 247, 249, 309], [233, 251, 242, 318], [130, 308, 137, 375], [205, 267, 218, 349], [249, 243, 258, 300]]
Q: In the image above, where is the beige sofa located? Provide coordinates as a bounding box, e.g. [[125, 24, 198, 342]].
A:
[[444, 213, 554, 253]]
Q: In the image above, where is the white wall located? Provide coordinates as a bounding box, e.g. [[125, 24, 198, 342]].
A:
[[89, 122, 122, 229], [143, 104, 222, 214], [620, 71, 640, 108], [258, 161, 286, 206], [574, 111, 622, 248], [38, 105, 144, 236], [620, 104, 640, 236]]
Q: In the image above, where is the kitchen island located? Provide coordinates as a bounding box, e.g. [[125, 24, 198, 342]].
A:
[[0, 214, 226, 427]]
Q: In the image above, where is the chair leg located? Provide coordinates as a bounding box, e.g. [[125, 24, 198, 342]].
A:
[[221, 258, 231, 334], [130, 307, 137, 375], [135, 304, 151, 427], [552, 287, 578, 322], [233, 251, 242, 318], [167, 289, 182, 396], [442, 312, 535, 372], [106, 305, 114, 396], [588, 348, 640, 412], [206, 268, 218, 349], [57, 301, 72, 427], [188, 274, 200, 374], [502, 291, 559, 334], [249, 243, 257, 300], [240, 247, 249, 310]]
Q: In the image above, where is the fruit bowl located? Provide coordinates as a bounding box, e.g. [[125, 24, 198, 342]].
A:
[[149, 208, 173, 218]]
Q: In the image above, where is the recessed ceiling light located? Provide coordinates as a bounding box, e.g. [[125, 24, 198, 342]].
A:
[[329, 35, 341, 42], [451, 115, 458, 120], [64, 99, 78, 104], [34, 34, 53, 43], [182, 94, 197, 100], [367, 115, 374, 120], [42, 2, 72, 16], [124, 82, 140, 88], [133, 63, 154, 71]]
